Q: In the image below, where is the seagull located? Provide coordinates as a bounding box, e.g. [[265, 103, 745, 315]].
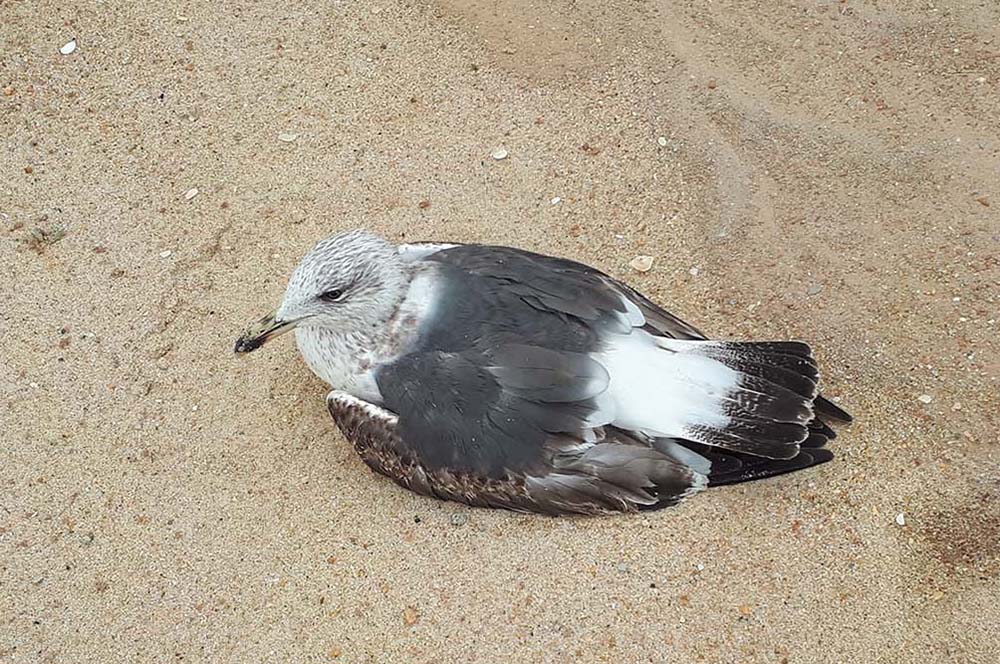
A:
[[236, 229, 851, 515]]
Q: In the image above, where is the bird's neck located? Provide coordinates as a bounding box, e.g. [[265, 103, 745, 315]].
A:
[[294, 267, 423, 401], [294, 324, 385, 400]]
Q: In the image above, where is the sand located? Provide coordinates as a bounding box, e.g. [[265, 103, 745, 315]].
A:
[[2, 0, 998, 661]]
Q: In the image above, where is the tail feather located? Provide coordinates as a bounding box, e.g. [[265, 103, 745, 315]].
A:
[[598, 333, 850, 466], [723, 361, 818, 401], [729, 375, 815, 423], [687, 420, 804, 459], [694, 342, 819, 399], [696, 341, 817, 367], [657, 339, 821, 460], [673, 428, 835, 487], [806, 417, 837, 443]]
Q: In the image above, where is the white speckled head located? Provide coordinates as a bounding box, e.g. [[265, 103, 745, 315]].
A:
[[276, 229, 409, 333], [235, 227, 414, 396]]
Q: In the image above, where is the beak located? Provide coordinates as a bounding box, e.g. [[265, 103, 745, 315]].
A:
[[234, 309, 298, 354]]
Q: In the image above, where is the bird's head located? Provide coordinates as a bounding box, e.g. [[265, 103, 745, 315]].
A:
[[235, 229, 408, 353]]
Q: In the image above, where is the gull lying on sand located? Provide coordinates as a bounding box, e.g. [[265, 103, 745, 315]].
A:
[[236, 229, 851, 515]]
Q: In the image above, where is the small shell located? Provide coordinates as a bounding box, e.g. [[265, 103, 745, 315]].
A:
[[657, 136, 667, 147], [60, 40, 77, 55], [278, 132, 299, 142], [184, 187, 199, 200], [490, 147, 508, 160], [629, 255, 654, 272]]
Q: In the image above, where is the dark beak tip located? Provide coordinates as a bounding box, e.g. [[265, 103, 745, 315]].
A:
[[235, 310, 291, 355], [234, 336, 261, 354]]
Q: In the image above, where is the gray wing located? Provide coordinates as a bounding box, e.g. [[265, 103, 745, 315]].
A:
[[427, 244, 706, 341], [372, 345, 705, 514], [375, 346, 607, 477], [612, 281, 707, 340]]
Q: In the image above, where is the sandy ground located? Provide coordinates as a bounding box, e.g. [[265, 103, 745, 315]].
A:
[[2, 0, 999, 661]]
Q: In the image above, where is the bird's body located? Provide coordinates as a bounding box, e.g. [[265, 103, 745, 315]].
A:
[[236, 229, 850, 515]]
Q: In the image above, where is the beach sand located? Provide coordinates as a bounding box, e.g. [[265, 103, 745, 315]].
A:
[[2, 1, 998, 661]]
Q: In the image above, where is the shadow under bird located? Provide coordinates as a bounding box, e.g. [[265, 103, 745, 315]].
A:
[[235, 229, 851, 515]]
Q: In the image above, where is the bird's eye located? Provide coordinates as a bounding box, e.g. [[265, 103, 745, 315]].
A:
[[319, 288, 345, 302]]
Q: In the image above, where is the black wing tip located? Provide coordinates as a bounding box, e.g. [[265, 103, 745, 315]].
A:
[[814, 395, 853, 423], [706, 446, 835, 487]]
